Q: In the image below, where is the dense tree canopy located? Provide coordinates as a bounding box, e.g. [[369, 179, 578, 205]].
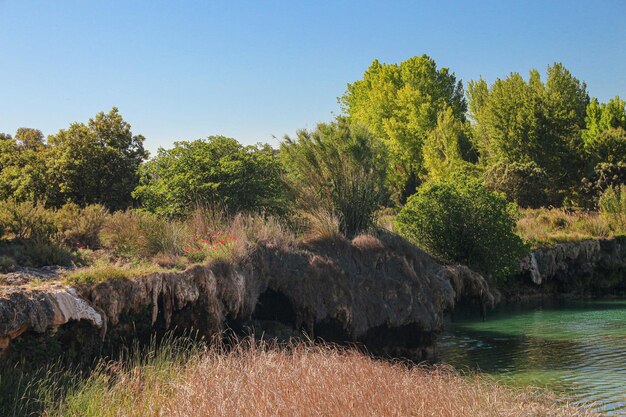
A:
[[0, 108, 147, 209], [582, 96, 626, 165], [468, 63, 590, 204], [0, 129, 47, 202], [46, 108, 148, 209], [133, 136, 286, 217], [341, 55, 466, 202]]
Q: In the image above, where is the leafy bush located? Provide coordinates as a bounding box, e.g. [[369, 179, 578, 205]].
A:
[[0, 255, 16, 272], [133, 136, 286, 216], [599, 185, 626, 233], [21, 241, 73, 266], [101, 210, 188, 258], [580, 162, 626, 208], [54, 203, 109, 248], [0, 199, 57, 242], [280, 118, 388, 237], [483, 160, 549, 208], [396, 180, 526, 281]]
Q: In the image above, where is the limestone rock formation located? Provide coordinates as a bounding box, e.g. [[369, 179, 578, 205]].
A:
[[0, 233, 495, 357], [520, 236, 626, 293]]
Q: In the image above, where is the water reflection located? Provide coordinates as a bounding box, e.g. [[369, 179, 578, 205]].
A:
[[438, 299, 626, 415]]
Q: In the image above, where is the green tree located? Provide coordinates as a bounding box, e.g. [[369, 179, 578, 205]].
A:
[[0, 130, 47, 202], [396, 180, 526, 282], [133, 136, 285, 216], [14, 128, 44, 150], [341, 55, 466, 202], [423, 106, 478, 181], [468, 63, 589, 204], [582, 96, 626, 164], [46, 108, 148, 209], [280, 118, 388, 237]]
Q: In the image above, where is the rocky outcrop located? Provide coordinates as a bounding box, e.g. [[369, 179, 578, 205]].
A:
[[0, 287, 102, 350], [518, 236, 626, 294], [0, 232, 494, 359]]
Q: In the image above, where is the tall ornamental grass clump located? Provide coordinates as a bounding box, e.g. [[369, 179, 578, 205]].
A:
[[396, 180, 527, 282], [280, 118, 388, 237], [599, 184, 626, 233]]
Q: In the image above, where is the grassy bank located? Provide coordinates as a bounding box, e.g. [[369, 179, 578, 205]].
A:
[[516, 208, 625, 249], [8, 339, 591, 417]]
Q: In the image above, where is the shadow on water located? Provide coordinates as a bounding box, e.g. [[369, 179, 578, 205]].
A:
[[438, 298, 626, 415]]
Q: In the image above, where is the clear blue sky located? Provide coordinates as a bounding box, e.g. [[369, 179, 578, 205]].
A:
[[1, 0, 625, 154]]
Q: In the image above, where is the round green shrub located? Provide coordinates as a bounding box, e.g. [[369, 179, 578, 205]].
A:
[[396, 180, 527, 282]]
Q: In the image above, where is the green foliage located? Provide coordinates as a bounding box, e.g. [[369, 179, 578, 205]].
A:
[[54, 203, 109, 249], [341, 55, 466, 202], [280, 118, 388, 237], [0, 131, 48, 202], [484, 160, 550, 208], [0, 199, 78, 266], [586, 128, 626, 164], [0, 199, 57, 242], [101, 210, 188, 258], [580, 162, 626, 208], [15, 128, 44, 150], [468, 63, 589, 204], [581, 96, 626, 169], [46, 108, 148, 209], [0, 109, 147, 210], [599, 185, 626, 233], [133, 136, 285, 217], [0, 254, 17, 272], [582, 97, 626, 143], [396, 180, 526, 281], [21, 240, 73, 266], [64, 264, 163, 286], [423, 107, 478, 181]]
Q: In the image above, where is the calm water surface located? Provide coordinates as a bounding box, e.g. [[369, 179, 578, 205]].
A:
[[438, 299, 626, 415]]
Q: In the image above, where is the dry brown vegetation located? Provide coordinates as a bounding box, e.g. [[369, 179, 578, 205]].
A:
[[46, 339, 593, 417], [515, 208, 620, 248]]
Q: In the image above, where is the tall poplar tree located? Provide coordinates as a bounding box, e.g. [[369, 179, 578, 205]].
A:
[[341, 55, 466, 202]]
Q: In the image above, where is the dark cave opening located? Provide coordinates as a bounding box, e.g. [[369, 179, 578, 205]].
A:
[[252, 288, 297, 327]]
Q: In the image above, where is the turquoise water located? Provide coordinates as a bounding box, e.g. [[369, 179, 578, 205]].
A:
[[438, 299, 626, 415]]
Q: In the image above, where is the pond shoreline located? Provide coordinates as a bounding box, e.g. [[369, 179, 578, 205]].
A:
[[438, 297, 626, 415]]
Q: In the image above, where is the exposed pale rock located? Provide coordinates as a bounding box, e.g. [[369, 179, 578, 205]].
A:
[[0, 233, 495, 354], [519, 236, 626, 293]]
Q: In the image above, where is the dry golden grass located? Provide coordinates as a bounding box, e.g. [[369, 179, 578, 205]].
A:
[[48, 339, 593, 417], [516, 208, 615, 248], [299, 208, 343, 242]]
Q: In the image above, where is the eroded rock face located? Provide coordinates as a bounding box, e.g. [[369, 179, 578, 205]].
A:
[[519, 237, 626, 294], [0, 233, 494, 358], [0, 287, 103, 350]]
